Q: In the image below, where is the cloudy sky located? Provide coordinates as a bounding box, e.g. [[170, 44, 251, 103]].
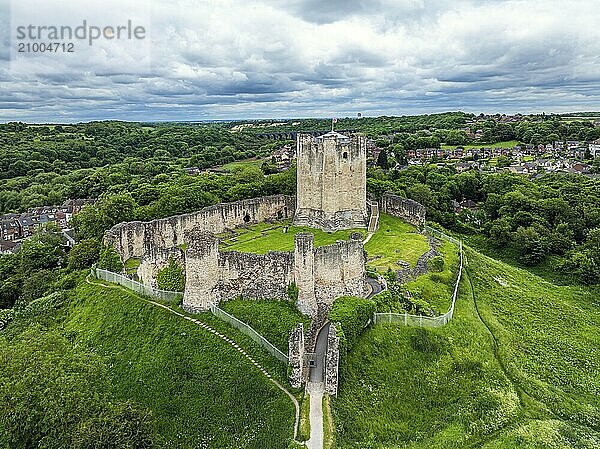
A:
[[1, 0, 599, 122]]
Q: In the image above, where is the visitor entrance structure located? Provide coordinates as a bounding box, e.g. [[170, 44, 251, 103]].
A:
[[294, 131, 368, 232]]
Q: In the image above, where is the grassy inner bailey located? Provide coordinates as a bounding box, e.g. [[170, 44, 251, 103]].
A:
[[4, 279, 296, 448], [332, 247, 600, 448], [364, 213, 430, 272], [218, 220, 367, 254]]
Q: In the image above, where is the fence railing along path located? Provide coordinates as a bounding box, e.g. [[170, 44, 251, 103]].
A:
[[91, 266, 289, 364], [372, 225, 464, 327], [92, 267, 183, 302], [210, 303, 289, 364]]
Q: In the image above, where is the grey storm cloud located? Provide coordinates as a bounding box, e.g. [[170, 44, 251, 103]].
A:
[[1, 0, 600, 122]]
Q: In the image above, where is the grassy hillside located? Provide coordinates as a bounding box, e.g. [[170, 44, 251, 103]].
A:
[[220, 299, 311, 352], [332, 246, 600, 448], [1, 279, 296, 449]]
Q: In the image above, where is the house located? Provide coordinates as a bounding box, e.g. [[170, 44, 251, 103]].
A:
[[62, 198, 96, 214], [455, 162, 473, 173], [18, 215, 38, 238], [271, 145, 295, 168], [0, 239, 20, 254], [0, 218, 21, 241], [589, 139, 600, 158]]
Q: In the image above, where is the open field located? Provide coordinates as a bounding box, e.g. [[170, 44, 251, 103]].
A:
[[364, 213, 429, 271], [218, 158, 267, 172], [1, 279, 297, 448], [220, 298, 310, 352], [332, 246, 600, 448], [441, 140, 520, 150], [219, 220, 366, 254]]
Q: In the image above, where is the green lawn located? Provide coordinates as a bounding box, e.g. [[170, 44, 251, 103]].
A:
[[332, 246, 600, 448], [2, 280, 297, 448], [364, 213, 429, 272], [220, 299, 311, 352], [219, 158, 266, 172], [441, 140, 520, 150], [404, 240, 460, 313], [219, 220, 366, 254]]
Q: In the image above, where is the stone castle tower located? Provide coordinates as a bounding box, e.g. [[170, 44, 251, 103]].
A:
[[294, 131, 368, 231]]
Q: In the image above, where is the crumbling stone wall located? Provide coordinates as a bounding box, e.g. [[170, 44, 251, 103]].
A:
[[182, 229, 367, 317], [324, 323, 340, 395], [104, 195, 296, 262], [293, 233, 367, 318], [137, 247, 184, 289], [183, 228, 294, 312], [381, 192, 426, 228], [288, 323, 305, 389]]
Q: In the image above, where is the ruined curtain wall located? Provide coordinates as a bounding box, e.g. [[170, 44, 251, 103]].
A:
[[380, 192, 426, 228], [183, 228, 295, 312], [104, 195, 296, 261], [313, 239, 367, 305]]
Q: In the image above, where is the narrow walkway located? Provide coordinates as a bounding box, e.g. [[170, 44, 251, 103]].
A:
[[305, 382, 324, 449], [85, 275, 300, 441], [367, 201, 379, 233], [305, 322, 330, 449]]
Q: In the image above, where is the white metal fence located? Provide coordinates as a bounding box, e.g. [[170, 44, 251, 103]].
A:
[[91, 267, 183, 303], [91, 266, 289, 365], [210, 304, 289, 364], [372, 226, 464, 327]]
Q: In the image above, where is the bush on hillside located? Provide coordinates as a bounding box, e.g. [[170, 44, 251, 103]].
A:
[[328, 296, 376, 354], [68, 239, 101, 270], [428, 255, 445, 272], [156, 258, 185, 292], [97, 245, 123, 273]]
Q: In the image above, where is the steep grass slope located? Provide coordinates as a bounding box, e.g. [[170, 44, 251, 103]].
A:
[[332, 247, 600, 448], [2, 280, 296, 449]]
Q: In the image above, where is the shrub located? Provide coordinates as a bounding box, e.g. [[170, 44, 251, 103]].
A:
[[428, 255, 445, 272], [97, 245, 123, 273], [68, 239, 101, 270], [0, 308, 14, 331], [328, 296, 376, 354], [286, 282, 299, 302], [156, 258, 185, 292], [19, 269, 56, 305]]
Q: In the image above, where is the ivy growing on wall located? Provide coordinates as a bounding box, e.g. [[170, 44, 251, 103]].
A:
[[156, 258, 185, 292], [286, 282, 299, 302]]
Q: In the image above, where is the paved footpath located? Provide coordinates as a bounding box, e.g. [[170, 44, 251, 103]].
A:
[[305, 381, 324, 449]]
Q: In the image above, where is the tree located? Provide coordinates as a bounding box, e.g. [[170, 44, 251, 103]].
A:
[[376, 148, 390, 169], [514, 226, 547, 265], [68, 239, 101, 270], [20, 223, 65, 272], [97, 246, 123, 272]]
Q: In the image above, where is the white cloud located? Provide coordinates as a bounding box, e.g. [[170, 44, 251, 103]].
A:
[[1, 0, 600, 121]]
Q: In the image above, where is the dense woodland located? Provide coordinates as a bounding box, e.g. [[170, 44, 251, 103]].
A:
[[1, 115, 600, 446]]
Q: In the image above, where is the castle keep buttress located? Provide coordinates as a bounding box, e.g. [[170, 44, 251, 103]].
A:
[[294, 132, 368, 231]]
